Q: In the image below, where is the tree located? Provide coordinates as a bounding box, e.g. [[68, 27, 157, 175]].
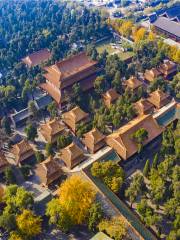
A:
[[91, 161, 125, 193], [45, 142, 54, 157], [94, 75, 106, 95], [131, 128, 148, 152], [125, 173, 146, 207], [98, 216, 127, 240], [28, 101, 38, 120], [57, 135, 72, 149], [25, 123, 37, 141], [72, 83, 83, 106], [149, 169, 166, 203], [58, 175, 96, 225], [1, 117, 11, 135], [148, 31, 156, 41], [152, 153, 158, 169], [112, 71, 122, 93], [88, 202, 103, 232], [9, 231, 23, 240], [4, 166, 16, 184], [134, 28, 146, 43], [16, 209, 42, 238], [164, 198, 179, 219], [119, 21, 133, 38], [0, 211, 16, 231], [47, 101, 58, 119], [35, 151, 45, 163], [46, 198, 72, 232], [143, 159, 150, 177]]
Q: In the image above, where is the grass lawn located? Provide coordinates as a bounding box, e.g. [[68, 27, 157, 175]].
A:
[[96, 40, 134, 61]]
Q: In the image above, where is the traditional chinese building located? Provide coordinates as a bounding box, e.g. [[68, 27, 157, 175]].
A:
[[63, 106, 90, 133], [125, 76, 143, 93], [148, 89, 171, 109], [35, 156, 63, 186], [83, 128, 106, 153], [60, 142, 86, 169], [40, 52, 99, 106], [102, 88, 120, 108], [22, 49, 51, 67], [144, 68, 162, 83], [11, 140, 35, 166], [106, 114, 163, 160], [134, 98, 154, 116], [159, 60, 177, 79], [40, 118, 65, 143]]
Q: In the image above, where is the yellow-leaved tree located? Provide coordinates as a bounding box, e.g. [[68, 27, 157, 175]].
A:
[[119, 21, 133, 38], [16, 209, 42, 238], [148, 31, 156, 41], [59, 175, 96, 225], [98, 216, 127, 240], [134, 28, 146, 43]]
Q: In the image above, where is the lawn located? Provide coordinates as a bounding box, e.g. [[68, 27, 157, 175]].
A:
[[96, 40, 134, 61]]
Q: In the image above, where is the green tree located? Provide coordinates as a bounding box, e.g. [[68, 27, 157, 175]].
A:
[[46, 199, 72, 232], [28, 100, 38, 120], [35, 151, 45, 163], [112, 71, 122, 93], [1, 117, 11, 135], [143, 159, 150, 177], [45, 142, 54, 157], [91, 161, 125, 193], [94, 75, 106, 95], [88, 202, 103, 232], [0, 211, 16, 231], [164, 198, 179, 219], [57, 135, 72, 149], [4, 166, 16, 184], [47, 101, 58, 119], [131, 128, 148, 152], [25, 123, 37, 141], [152, 153, 158, 169]]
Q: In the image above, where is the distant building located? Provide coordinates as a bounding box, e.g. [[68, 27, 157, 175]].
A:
[[22, 49, 51, 67], [134, 98, 154, 116], [106, 114, 163, 160], [125, 76, 143, 93], [60, 142, 86, 169], [40, 52, 99, 106], [144, 68, 162, 83], [11, 140, 35, 166], [102, 88, 120, 108], [148, 89, 171, 109], [151, 5, 180, 42], [90, 232, 113, 240], [159, 60, 177, 79], [40, 119, 65, 143], [63, 106, 90, 133], [83, 128, 106, 153], [35, 156, 63, 186]]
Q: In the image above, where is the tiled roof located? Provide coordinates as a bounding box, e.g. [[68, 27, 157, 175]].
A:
[[126, 76, 142, 90], [106, 114, 163, 159], [160, 5, 180, 19], [11, 108, 32, 124], [103, 88, 120, 102], [41, 119, 65, 136], [148, 89, 171, 106], [134, 98, 154, 115], [40, 83, 61, 104], [22, 49, 51, 67], [63, 106, 89, 123], [40, 157, 61, 176], [11, 140, 33, 156], [153, 16, 180, 38], [83, 128, 105, 144]]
